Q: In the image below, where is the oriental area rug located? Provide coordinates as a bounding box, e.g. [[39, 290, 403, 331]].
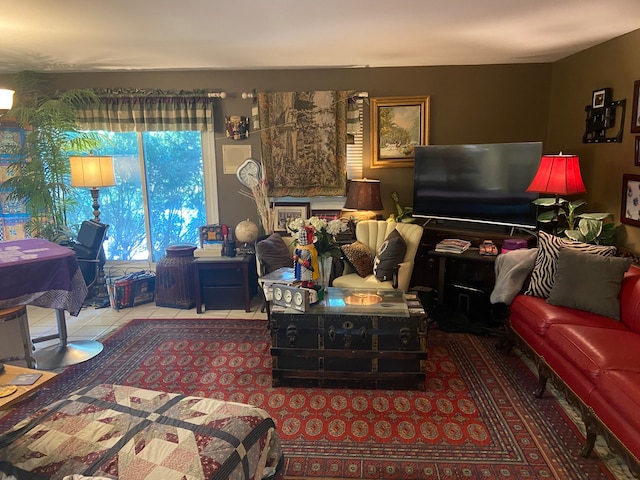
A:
[[0, 319, 627, 479]]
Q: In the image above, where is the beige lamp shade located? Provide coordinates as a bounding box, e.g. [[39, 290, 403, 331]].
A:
[[70, 156, 116, 188], [0, 89, 14, 111]]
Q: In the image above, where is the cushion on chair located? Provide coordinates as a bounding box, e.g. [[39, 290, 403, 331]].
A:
[[256, 233, 292, 273], [341, 241, 374, 277], [373, 229, 407, 282]]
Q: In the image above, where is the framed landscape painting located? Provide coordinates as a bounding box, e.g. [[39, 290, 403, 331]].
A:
[[370, 96, 430, 168]]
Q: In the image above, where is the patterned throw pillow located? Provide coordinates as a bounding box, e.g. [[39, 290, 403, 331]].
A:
[[341, 241, 374, 277], [524, 230, 616, 298], [373, 229, 407, 282]]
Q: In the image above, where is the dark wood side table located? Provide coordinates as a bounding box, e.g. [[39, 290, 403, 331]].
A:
[[429, 248, 497, 305], [193, 255, 257, 313]]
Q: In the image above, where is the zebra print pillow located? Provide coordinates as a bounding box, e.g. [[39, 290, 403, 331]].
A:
[[524, 231, 616, 298]]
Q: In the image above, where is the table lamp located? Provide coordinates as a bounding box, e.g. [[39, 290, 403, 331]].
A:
[[526, 153, 586, 232], [0, 88, 15, 122], [69, 155, 116, 223], [343, 178, 384, 221]]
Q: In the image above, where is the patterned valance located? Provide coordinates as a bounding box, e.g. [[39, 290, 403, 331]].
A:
[[75, 89, 215, 132], [258, 90, 350, 197]]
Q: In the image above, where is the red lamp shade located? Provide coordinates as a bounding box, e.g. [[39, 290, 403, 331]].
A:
[[526, 154, 586, 195]]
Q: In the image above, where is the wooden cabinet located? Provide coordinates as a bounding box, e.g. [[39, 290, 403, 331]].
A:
[[193, 255, 257, 313], [410, 223, 536, 323]]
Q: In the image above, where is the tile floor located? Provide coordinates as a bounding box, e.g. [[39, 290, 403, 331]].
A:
[[27, 293, 267, 352]]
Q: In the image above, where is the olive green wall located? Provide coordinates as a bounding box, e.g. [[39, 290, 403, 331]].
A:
[[547, 29, 640, 250], [19, 64, 550, 229]]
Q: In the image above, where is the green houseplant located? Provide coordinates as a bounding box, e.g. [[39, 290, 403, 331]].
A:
[[387, 191, 416, 223], [533, 197, 615, 245], [1, 71, 104, 242]]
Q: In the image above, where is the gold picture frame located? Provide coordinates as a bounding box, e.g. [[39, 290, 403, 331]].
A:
[[370, 96, 430, 168]]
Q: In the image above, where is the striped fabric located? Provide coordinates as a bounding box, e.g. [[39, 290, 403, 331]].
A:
[[75, 89, 215, 132], [525, 230, 616, 298]]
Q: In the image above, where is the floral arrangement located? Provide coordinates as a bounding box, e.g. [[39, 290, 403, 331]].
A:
[[287, 216, 349, 257]]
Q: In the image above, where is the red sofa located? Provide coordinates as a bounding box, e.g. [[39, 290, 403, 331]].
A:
[[507, 261, 640, 477]]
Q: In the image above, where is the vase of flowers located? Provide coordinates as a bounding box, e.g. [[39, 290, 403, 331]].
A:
[[287, 216, 348, 289]]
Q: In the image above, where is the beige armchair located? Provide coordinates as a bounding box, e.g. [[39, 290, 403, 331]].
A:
[[332, 220, 424, 292]]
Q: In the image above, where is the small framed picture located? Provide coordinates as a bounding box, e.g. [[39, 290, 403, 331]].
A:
[[272, 202, 310, 233], [311, 209, 341, 220], [632, 80, 640, 134], [621, 174, 640, 227], [0, 127, 24, 159], [635, 136, 640, 167], [592, 88, 611, 109]]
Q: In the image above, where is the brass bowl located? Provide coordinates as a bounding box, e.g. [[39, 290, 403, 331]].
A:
[[344, 293, 382, 305]]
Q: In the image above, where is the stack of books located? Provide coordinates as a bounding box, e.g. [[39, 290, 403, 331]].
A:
[[194, 241, 223, 257], [435, 238, 471, 254]]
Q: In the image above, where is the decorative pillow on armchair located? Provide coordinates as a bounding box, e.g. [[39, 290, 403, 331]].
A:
[[524, 230, 616, 298], [255, 233, 292, 273], [373, 229, 407, 282], [547, 248, 631, 319], [341, 241, 374, 277]]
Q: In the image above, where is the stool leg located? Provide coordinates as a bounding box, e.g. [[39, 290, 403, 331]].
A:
[[17, 312, 35, 368]]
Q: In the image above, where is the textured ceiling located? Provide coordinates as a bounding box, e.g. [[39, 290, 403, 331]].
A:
[[1, 0, 639, 73]]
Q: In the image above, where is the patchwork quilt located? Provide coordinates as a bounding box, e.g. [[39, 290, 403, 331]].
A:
[[0, 384, 283, 480]]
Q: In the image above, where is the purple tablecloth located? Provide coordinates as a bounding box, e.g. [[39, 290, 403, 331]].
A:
[[0, 238, 88, 316]]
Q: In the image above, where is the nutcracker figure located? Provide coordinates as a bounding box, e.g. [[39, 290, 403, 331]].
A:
[[293, 225, 319, 287]]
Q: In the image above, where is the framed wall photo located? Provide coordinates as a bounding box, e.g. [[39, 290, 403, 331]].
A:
[[311, 209, 341, 220], [632, 80, 640, 134], [272, 202, 310, 233], [621, 174, 640, 227], [0, 127, 24, 159], [370, 96, 430, 168], [635, 136, 640, 167], [591, 88, 611, 109]]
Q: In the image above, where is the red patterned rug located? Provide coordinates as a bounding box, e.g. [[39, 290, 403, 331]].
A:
[[0, 318, 619, 479]]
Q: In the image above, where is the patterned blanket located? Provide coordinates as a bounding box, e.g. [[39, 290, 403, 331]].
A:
[[0, 384, 283, 480]]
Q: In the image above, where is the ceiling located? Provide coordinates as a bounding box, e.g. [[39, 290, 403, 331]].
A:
[[1, 0, 640, 74]]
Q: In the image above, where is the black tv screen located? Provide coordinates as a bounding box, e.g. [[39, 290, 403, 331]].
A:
[[412, 142, 542, 229]]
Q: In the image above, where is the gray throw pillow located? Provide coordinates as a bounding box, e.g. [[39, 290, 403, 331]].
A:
[[255, 233, 292, 273], [525, 230, 616, 299], [341, 241, 374, 277], [547, 248, 632, 320], [373, 229, 407, 282]]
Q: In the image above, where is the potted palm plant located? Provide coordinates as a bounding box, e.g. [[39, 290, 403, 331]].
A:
[[1, 71, 104, 242]]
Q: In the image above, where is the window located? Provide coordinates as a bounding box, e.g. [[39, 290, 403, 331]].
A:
[[67, 131, 208, 263]]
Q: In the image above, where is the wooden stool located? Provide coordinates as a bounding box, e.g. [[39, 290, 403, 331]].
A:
[[0, 306, 35, 369]]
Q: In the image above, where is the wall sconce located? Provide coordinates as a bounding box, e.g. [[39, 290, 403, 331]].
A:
[[69, 154, 116, 223]]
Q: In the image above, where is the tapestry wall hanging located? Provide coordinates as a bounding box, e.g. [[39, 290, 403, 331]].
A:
[[258, 90, 348, 197]]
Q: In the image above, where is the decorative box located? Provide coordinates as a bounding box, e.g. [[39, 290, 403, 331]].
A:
[[501, 238, 528, 253]]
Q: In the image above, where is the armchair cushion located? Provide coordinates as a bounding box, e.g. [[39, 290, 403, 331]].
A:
[[373, 229, 406, 282], [341, 241, 374, 277], [256, 233, 292, 274], [332, 220, 423, 292]]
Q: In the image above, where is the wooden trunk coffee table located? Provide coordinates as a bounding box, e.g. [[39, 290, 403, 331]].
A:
[[269, 287, 428, 390]]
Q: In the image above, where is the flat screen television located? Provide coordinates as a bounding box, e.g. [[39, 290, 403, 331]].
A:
[[412, 142, 542, 229]]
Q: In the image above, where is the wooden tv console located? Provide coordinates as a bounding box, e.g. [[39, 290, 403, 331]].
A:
[[411, 222, 536, 322]]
